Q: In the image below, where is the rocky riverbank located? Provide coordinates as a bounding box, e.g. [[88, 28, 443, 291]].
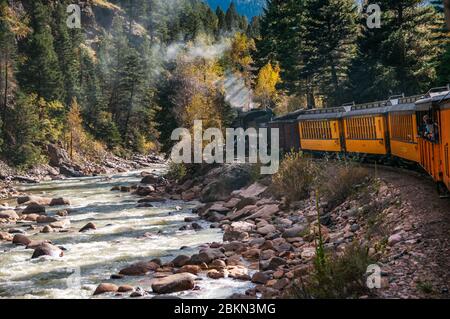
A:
[[0, 143, 164, 199], [1, 163, 448, 299], [95, 163, 449, 299]]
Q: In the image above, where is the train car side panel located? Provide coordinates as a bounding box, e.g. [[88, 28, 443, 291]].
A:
[[440, 107, 450, 190], [299, 120, 342, 152], [344, 115, 389, 155], [418, 138, 442, 182], [388, 112, 420, 162]]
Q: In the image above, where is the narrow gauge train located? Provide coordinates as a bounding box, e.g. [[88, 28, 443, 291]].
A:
[[269, 87, 450, 193]]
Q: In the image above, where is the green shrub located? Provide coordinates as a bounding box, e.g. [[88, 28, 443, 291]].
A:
[[320, 164, 370, 210], [290, 241, 374, 299], [416, 281, 434, 294], [272, 152, 317, 202], [166, 162, 187, 181]]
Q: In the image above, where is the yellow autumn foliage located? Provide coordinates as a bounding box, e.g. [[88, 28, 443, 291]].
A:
[[255, 62, 281, 101], [228, 33, 255, 78]]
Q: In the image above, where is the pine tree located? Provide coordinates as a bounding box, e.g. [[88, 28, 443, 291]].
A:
[[79, 46, 100, 129], [432, 0, 450, 85], [18, 0, 63, 102], [0, 3, 17, 141], [154, 69, 179, 154], [225, 2, 240, 31], [65, 97, 83, 159], [216, 6, 226, 34], [115, 48, 146, 147], [239, 15, 249, 31], [350, 0, 441, 102], [3, 93, 41, 167], [302, 0, 358, 107], [203, 6, 219, 38], [254, 0, 309, 103], [52, 0, 81, 106], [247, 16, 261, 39]]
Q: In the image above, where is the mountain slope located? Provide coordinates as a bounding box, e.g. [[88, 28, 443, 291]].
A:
[[205, 0, 266, 18]]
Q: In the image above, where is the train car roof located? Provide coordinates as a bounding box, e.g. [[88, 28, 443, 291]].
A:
[[386, 102, 416, 112], [386, 94, 423, 112], [297, 107, 345, 120], [416, 91, 450, 110], [342, 100, 388, 117], [287, 91, 449, 120], [271, 109, 306, 123]]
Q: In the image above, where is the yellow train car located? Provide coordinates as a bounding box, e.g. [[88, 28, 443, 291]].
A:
[[273, 88, 450, 194], [441, 100, 450, 191], [298, 107, 344, 152], [342, 101, 389, 155], [386, 95, 422, 163], [415, 89, 450, 188]]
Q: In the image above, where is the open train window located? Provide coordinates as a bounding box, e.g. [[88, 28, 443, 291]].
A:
[[417, 109, 440, 143]]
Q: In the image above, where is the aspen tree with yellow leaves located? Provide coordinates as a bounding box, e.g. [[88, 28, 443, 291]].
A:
[[255, 62, 281, 109]]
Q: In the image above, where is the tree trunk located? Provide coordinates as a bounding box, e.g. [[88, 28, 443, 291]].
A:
[[330, 57, 340, 107], [306, 76, 316, 110]]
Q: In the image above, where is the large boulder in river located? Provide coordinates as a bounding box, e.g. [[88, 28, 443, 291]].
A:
[[17, 196, 52, 206], [93, 283, 119, 296], [22, 203, 46, 215], [134, 185, 155, 196], [170, 255, 191, 268], [60, 165, 85, 178], [0, 232, 13, 241], [0, 210, 19, 220], [79, 222, 96, 232], [140, 174, 164, 185], [12, 234, 31, 246], [36, 216, 58, 224], [151, 273, 196, 294], [49, 198, 71, 206], [31, 243, 64, 259], [189, 248, 225, 265], [24, 214, 40, 221], [119, 261, 159, 276], [200, 165, 252, 202]]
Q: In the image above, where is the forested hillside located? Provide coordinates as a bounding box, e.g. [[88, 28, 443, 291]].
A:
[[0, 0, 448, 170], [255, 0, 449, 111], [0, 0, 257, 169]]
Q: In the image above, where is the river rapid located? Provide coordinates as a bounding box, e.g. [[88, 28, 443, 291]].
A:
[[0, 166, 252, 299]]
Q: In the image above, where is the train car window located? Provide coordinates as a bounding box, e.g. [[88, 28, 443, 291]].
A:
[[301, 120, 333, 140], [390, 113, 414, 142], [417, 110, 439, 143], [346, 116, 377, 140]]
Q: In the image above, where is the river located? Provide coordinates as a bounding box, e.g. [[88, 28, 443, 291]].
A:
[[0, 166, 252, 299]]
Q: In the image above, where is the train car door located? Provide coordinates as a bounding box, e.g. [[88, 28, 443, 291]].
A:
[[440, 101, 450, 190], [417, 105, 443, 182]]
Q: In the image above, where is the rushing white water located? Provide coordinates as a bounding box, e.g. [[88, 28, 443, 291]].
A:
[[0, 166, 252, 299]]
